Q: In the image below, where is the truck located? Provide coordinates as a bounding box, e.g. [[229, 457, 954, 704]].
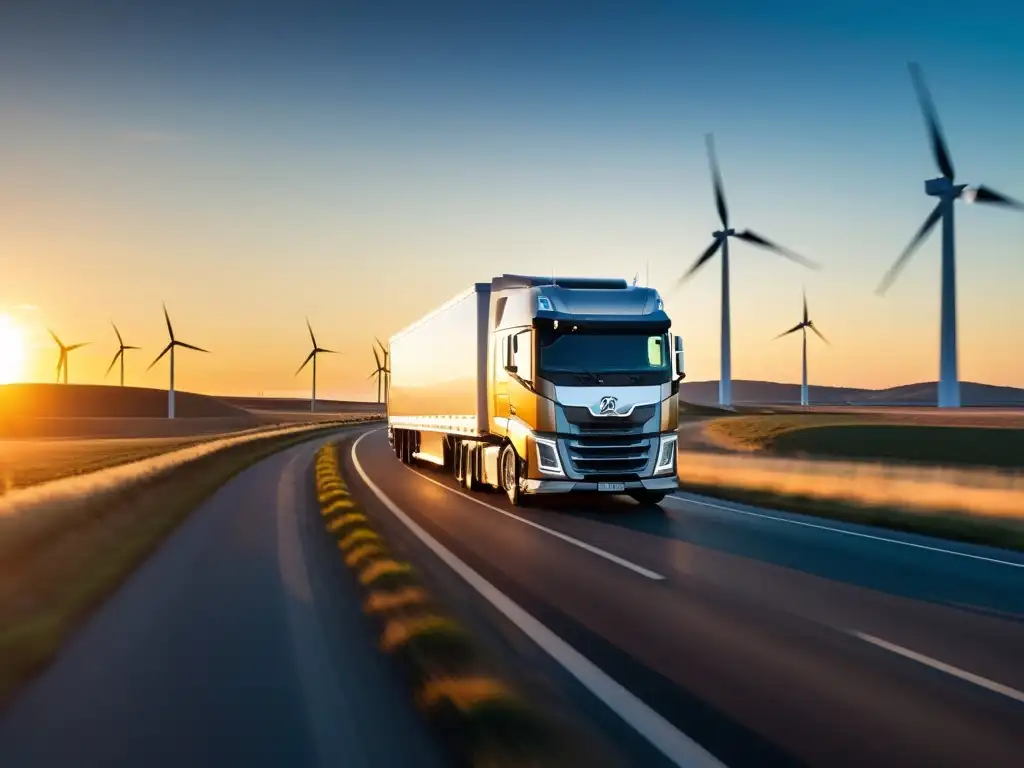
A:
[[387, 274, 684, 506]]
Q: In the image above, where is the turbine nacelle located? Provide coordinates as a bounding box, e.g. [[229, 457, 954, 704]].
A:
[[924, 177, 966, 198]]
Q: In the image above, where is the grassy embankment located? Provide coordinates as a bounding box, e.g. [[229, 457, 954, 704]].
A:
[[0, 419, 379, 704], [703, 414, 1024, 469], [314, 442, 589, 767], [679, 414, 1024, 551]]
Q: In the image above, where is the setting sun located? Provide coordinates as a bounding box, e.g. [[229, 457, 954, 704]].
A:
[[0, 314, 25, 384]]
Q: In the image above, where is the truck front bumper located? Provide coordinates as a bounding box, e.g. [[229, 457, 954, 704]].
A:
[[521, 476, 679, 495]]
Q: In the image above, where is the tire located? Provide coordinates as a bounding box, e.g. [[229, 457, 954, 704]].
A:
[[461, 443, 475, 490], [629, 490, 667, 507], [500, 444, 527, 506]]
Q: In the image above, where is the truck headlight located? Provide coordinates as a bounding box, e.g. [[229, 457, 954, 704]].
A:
[[655, 434, 677, 474], [535, 437, 564, 476]]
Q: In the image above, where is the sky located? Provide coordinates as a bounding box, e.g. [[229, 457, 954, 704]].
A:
[[1, 0, 1022, 399]]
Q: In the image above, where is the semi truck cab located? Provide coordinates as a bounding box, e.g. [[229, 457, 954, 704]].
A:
[[388, 274, 684, 506]]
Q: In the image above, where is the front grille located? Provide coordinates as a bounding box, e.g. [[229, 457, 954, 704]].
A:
[[565, 434, 652, 476], [563, 404, 656, 432]]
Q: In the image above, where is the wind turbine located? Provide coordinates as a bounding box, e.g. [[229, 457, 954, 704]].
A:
[[774, 290, 828, 407], [49, 329, 89, 385], [146, 304, 209, 419], [676, 133, 819, 407], [876, 63, 1023, 408], [106, 321, 139, 387], [374, 336, 390, 406], [368, 346, 385, 404], [296, 319, 336, 413]]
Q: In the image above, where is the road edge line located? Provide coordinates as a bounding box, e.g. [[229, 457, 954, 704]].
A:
[[351, 430, 723, 768]]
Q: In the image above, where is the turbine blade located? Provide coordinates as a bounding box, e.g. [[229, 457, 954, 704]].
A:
[[295, 350, 316, 375], [147, 343, 173, 371], [876, 202, 943, 295], [163, 303, 174, 341], [372, 346, 382, 369], [111, 320, 124, 346], [306, 317, 317, 348], [968, 185, 1024, 209], [676, 238, 723, 287], [809, 323, 829, 344], [317, 347, 338, 354], [908, 62, 955, 181], [175, 341, 209, 353], [735, 230, 820, 270], [296, 350, 315, 375], [774, 322, 804, 339], [706, 133, 729, 228], [123, 345, 141, 350], [367, 370, 377, 380], [375, 336, 387, 354], [48, 328, 64, 349], [802, 289, 808, 324], [106, 349, 123, 376], [66, 342, 89, 351]]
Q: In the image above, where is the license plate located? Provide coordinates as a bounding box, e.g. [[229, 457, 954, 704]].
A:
[[598, 482, 626, 493]]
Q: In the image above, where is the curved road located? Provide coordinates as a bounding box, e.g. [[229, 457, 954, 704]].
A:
[[0, 430, 445, 768], [345, 429, 1024, 768]]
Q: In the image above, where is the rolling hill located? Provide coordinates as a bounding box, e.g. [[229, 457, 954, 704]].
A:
[[0, 383, 250, 419], [679, 380, 1024, 407]]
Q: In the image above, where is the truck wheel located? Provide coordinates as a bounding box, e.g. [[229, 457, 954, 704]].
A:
[[500, 444, 526, 506], [461, 443, 474, 490], [628, 490, 667, 507]]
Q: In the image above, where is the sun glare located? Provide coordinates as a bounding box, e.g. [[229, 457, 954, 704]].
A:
[[0, 314, 26, 384]]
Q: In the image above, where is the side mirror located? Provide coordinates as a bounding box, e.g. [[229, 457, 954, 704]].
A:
[[674, 336, 685, 381]]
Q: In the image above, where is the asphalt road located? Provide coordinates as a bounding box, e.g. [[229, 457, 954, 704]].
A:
[[0, 430, 445, 768], [345, 428, 1024, 768]]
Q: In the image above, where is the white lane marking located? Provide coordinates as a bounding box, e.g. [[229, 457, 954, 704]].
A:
[[401, 455, 664, 581], [667, 494, 1024, 570], [351, 432, 722, 768], [853, 632, 1024, 705]]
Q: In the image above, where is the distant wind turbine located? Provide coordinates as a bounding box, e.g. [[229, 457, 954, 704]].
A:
[[49, 329, 89, 385], [876, 63, 1023, 409], [374, 337, 390, 406], [106, 321, 140, 387], [676, 134, 820, 408], [368, 346, 386, 404], [296, 319, 336, 413], [774, 290, 828, 407], [146, 304, 209, 419]]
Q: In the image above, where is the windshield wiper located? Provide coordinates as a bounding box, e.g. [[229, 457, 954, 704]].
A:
[[573, 371, 605, 384]]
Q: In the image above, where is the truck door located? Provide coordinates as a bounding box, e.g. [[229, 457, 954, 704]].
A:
[[493, 331, 511, 435]]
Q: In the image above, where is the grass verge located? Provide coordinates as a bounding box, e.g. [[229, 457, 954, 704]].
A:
[[0, 420, 379, 705], [314, 443, 576, 767], [677, 481, 1024, 553], [703, 414, 1024, 469]]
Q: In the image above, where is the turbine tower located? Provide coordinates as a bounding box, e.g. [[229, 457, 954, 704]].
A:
[[49, 329, 89, 385], [368, 346, 386, 404], [676, 134, 819, 407], [296, 319, 336, 413], [774, 290, 828, 407], [106, 321, 140, 387], [374, 336, 390, 406], [146, 304, 209, 419], [876, 63, 1023, 408]]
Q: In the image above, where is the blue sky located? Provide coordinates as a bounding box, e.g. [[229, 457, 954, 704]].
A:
[[0, 1, 1022, 396]]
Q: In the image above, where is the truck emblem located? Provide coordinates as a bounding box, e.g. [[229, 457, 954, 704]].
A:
[[598, 396, 618, 415]]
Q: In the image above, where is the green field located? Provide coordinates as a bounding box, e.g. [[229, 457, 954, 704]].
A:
[[0, 437, 212, 492], [703, 414, 1024, 469]]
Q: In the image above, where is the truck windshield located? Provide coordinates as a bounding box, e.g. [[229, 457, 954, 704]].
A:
[[538, 331, 670, 377]]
